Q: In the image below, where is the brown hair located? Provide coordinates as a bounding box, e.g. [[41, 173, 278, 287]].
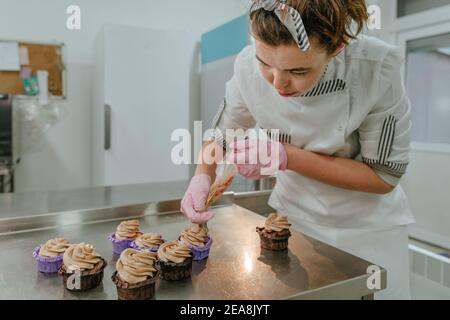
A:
[[250, 0, 369, 54]]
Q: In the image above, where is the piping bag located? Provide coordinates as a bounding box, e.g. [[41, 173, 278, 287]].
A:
[[196, 163, 237, 228]]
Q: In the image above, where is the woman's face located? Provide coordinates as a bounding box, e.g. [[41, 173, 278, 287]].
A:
[[255, 38, 338, 97]]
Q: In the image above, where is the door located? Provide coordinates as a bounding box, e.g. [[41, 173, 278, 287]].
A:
[[102, 25, 197, 186]]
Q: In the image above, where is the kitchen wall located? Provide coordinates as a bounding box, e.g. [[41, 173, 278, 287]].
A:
[[0, 0, 248, 192]]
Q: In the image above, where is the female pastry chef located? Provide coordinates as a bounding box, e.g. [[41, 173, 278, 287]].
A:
[[181, 0, 415, 299]]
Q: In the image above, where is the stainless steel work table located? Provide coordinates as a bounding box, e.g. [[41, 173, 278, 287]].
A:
[[0, 190, 386, 300]]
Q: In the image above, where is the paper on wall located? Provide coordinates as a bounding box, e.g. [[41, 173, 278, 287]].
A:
[[0, 42, 20, 71], [19, 46, 29, 65]]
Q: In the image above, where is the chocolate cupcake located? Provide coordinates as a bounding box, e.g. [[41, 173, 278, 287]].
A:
[[108, 220, 142, 254], [32, 238, 71, 273], [112, 249, 159, 300], [256, 213, 291, 251], [179, 226, 212, 261], [157, 241, 192, 281], [130, 233, 165, 252], [59, 243, 107, 291]]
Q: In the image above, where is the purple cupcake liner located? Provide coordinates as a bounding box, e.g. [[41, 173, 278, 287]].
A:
[[130, 239, 166, 253], [32, 245, 64, 273], [108, 233, 135, 255], [179, 237, 213, 261]]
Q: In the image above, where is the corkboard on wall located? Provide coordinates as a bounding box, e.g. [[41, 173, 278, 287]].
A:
[[0, 42, 64, 96]]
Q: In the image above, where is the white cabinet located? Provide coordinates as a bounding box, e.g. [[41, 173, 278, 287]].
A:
[[92, 25, 197, 186], [406, 34, 450, 145], [397, 0, 450, 17]]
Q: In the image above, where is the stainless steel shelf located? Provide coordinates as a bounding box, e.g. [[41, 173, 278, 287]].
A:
[[0, 190, 385, 300]]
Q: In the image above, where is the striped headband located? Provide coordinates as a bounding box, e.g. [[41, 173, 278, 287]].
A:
[[251, 0, 311, 51]]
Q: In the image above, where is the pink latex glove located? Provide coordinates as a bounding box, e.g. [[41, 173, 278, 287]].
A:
[[227, 139, 288, 180], [180, 174, 214, 224]]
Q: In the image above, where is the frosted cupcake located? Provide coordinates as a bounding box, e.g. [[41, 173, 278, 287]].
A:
[[59, 243, 107, 291], [130, 233, 165, 252], [108, 220, 142, 254], [112, 248, 159, 300], [256, 213, 292, 251], [157, 241, 192, 281], [179, 226, 212, 261], [32, 238, 71, 273]]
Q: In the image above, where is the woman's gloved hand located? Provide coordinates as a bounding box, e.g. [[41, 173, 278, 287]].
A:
[[227, 139, 288, 180], [180, 174, 214, 224]]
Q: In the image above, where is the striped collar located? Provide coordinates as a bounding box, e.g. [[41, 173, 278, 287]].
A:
[[300, 52, 347, 98]]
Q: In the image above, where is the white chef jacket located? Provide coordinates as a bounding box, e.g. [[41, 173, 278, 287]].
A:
[[212, 35, 415, 230]]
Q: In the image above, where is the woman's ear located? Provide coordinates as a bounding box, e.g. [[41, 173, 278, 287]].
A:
[[331, 36, 350, 57], [330, 43, 346, 58]]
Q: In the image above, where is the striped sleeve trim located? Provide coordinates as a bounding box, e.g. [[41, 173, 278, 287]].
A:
[[209, 98, 228, 150], [301, 79, 346, 97], [265, 129, 292, 144], [362, 157, 408, 177], [378, 115, 397, 164], [211, 128, 227, 150], [210, 98, 227, 129]]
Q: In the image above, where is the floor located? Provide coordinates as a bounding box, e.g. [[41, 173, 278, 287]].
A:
[[411, 273, 450, 300]]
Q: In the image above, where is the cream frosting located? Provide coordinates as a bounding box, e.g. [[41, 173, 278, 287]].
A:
[[265, 213, 291, 232], [179, 226, 209, 248], [157, 241, 191, 264], [134, 233, 164, 248], [63, 243, 102, 271], [116, 249, 158, 284], [39, 238, 70, 257], [115, 220, 141, 240]]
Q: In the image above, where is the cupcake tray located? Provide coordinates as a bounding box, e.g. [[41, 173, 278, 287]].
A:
[[0, 191, 385, 299]]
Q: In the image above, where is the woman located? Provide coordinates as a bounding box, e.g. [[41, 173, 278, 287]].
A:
[[181, 0, 414, 299]]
